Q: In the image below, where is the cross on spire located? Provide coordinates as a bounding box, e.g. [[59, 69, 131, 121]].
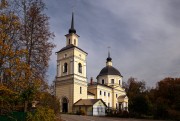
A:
[[107, 46, 112, 62], [108, 46, 111, 58]]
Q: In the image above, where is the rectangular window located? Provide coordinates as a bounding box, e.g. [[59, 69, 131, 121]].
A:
[[111, 79, 114, 84], [116, 94, 118, 98], [80, 87, 82, 94], [104, 92, 106, 96], [116, 103, 118, 109], [100, 90, 101, 95], [108, 93, 110, 97], [97, 107, 99, 113], [119, 80, 121, 85], [101, 107, 103, 112]]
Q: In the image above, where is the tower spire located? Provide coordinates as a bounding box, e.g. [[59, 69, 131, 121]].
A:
[[69, 12, 76, 34]]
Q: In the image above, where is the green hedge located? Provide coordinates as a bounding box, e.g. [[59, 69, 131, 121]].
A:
[[0, 112, 26, 121]]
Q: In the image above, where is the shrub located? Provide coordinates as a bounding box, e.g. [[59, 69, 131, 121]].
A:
[[168, 109, 180, 121], [27, 106, 55, 121], [122, 110, 129, 118], [76, 109, 85, 115]]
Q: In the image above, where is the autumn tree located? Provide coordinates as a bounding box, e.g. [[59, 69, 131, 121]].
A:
[[18, 0, 55, 111], [0, 0, 33, 114], [0, 0, 55, 113], [17, 0, 55, 83], [153, 78, 180, 120]]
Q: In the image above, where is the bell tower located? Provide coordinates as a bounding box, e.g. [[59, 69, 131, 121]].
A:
[[55, 13, 88, 113]]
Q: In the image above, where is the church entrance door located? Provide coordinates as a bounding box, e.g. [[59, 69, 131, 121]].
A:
[[62, 98, 68, 113]]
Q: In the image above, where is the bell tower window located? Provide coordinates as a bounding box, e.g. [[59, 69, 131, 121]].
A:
[[63, 63, 68, 73], [102, 79, 104, 84], [69, 39, 70, 44], [111, 79, 114, 84], [74, 39, 76, 45], [78, 63, 82, 73]]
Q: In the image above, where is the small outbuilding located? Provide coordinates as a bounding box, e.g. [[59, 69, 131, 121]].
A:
[[74, 99, 107, 116]]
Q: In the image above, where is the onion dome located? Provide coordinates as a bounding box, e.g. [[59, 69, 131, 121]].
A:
[[97, 66, 122, 77]]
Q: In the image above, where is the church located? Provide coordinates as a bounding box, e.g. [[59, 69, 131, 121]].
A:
[[55, 13, 128, 116]]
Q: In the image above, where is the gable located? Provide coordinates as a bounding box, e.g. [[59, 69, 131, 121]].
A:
[[94, 100, 107, 107]]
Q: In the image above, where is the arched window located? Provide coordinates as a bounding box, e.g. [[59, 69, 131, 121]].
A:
[[57, 64, 59, 76], [102, 79, 104, 84], [74, 39, 76, 45], [78, 63, 82, 73], [100, 90, 102, 95], [64, 54, 67, 58], [111, 79, 114, 84], [63, 63, 68, 73], [69, 39, 70, 44]]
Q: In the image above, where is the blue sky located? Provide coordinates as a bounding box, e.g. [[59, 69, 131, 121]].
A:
[[44, 0, 180, 87]]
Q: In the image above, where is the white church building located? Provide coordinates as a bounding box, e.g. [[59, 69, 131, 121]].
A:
[[55, 13, 128, 116]]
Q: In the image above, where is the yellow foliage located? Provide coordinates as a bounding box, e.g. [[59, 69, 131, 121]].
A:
[[0, 0, 8, 9], [27, 106, 56, 121], [0, 84, 17, 95]]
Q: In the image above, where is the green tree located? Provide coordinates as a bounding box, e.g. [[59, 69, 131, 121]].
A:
[[126, 77, 151, 117], [130, 94, 150, 116]]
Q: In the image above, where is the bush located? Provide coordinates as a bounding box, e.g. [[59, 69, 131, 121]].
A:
[[27, 106, 55, 121], [122, 110, 129, 118], [168, 109, 180, 121], [37, 92, 60, 114], [76, 109, 85, 115]]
